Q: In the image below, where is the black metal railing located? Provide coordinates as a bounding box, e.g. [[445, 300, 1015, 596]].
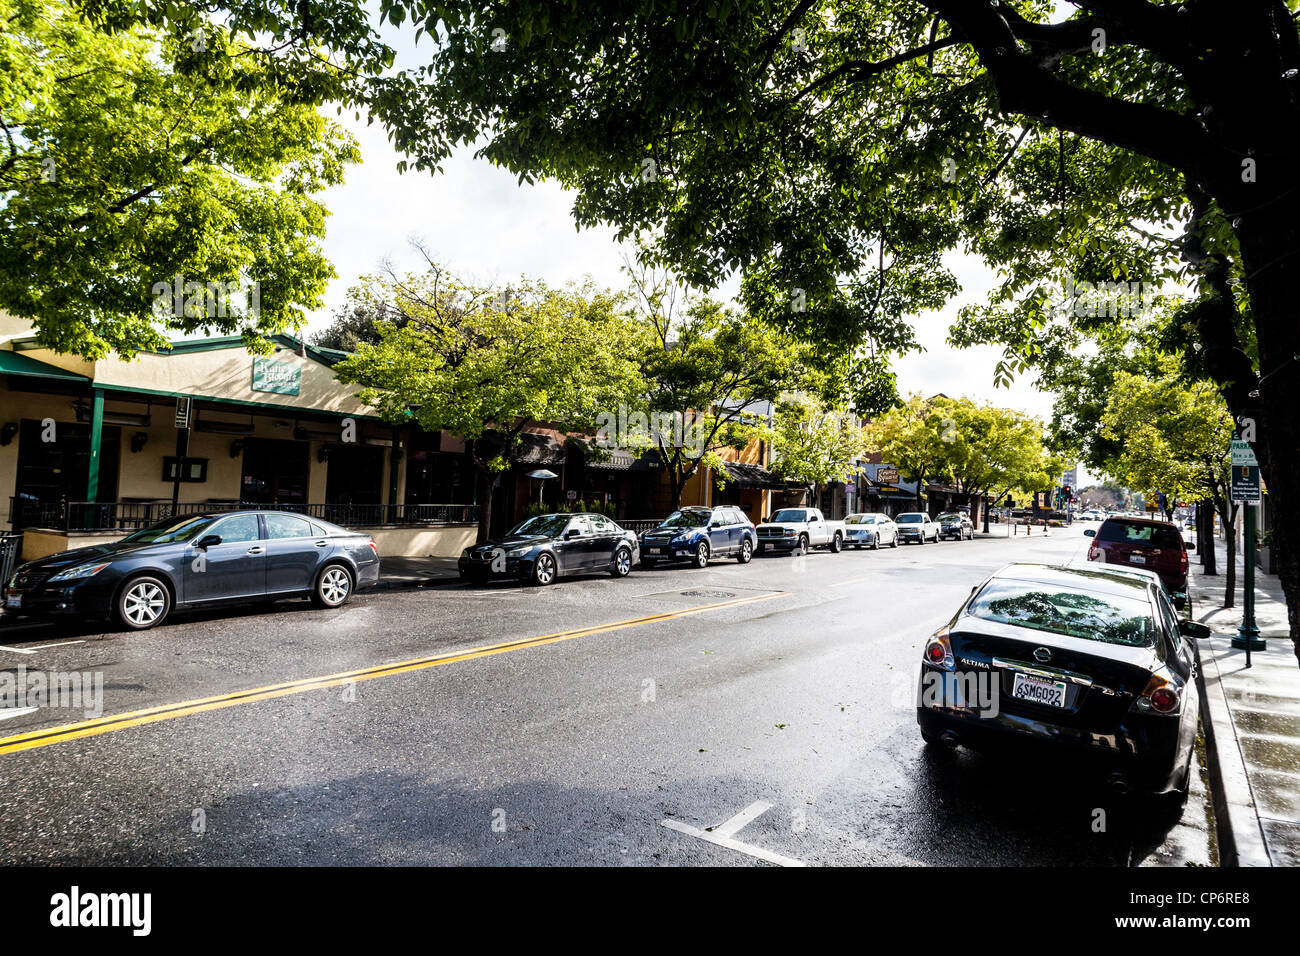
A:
[[8, 499, 478, 533], [618, 519, 664, 535]]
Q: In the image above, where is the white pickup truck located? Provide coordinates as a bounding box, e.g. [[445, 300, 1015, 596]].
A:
[[755, 507, 846, 554]]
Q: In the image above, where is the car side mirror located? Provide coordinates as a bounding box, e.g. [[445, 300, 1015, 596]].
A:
[[1186, 540, 1196, 552], [564, 529, 580, 540], [1083, 529, 1096, 537], [195, 534, 222, 549], [1178, 619, 1211, 640]]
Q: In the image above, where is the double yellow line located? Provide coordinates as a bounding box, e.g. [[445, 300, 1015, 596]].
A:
[[0, 590, 782, 756]]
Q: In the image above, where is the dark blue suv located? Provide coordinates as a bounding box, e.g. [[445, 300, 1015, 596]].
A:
[[638, 506, 756, 568]]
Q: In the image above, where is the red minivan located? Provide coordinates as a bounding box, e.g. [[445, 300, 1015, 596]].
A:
[[1085, 516, 1189, 600]]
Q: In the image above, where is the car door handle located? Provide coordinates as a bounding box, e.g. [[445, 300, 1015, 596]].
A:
[[247, 546, 264, 555], [315, 540, 328, 547]]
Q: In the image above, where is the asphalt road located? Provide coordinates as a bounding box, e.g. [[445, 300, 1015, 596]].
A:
[[0, 523, 1213, 866]]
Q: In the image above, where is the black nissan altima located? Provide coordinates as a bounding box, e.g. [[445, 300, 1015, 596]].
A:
[[2, 511, 380, 630], [459, 512, 639, 585], [916, 563, 1206, 799]]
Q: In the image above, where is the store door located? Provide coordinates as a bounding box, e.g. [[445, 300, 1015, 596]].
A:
[[240, 438, 309, 505], [324, 443, 385, 524], [12, 419, 120, 527]]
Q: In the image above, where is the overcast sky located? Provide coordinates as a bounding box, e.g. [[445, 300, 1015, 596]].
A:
[[301, 10, 1089, 486]]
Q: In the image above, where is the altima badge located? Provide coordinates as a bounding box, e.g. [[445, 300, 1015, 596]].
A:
[[1033, 647, 1053, 663]]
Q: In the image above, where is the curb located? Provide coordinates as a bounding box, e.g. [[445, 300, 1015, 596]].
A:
[[372, 575, 460, 592], [1193, 630, 1273, 867]]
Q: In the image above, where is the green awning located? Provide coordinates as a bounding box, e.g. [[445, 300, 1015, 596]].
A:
[[0, 350, 90, 382]]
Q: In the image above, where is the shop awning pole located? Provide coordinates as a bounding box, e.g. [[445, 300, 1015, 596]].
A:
[[86, 388, 105, 503]]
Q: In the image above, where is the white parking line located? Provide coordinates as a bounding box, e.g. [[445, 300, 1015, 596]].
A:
[[0, 640, 85, 655], [0, 707, 39, 721], [661, 801, 807, 867]]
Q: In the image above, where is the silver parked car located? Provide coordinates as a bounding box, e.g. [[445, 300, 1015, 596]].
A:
[[843, 512, 899, 549]]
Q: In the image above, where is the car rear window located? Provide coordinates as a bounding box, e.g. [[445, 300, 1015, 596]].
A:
[[966, 580, 1155, 647], [1098, 520, 1183, 549]]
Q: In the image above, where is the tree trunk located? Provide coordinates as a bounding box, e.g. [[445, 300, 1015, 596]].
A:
[[1214, 495, 1237, 608], [1228, 196, 1300, 664], [1199, 501, 1217, 575]]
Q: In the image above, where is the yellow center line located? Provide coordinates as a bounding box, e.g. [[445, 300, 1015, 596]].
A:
[[827, 574, 875, 588], [0, 590, 784, 756]]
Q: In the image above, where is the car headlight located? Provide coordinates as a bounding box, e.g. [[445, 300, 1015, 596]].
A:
[[505, 547, 530, 558], [49, 562, 111, 582]]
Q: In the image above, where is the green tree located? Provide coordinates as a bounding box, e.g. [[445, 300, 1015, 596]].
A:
[[311, 289, 404, 353], [332, 264, 643, 542], [613, 266, 815, 510], [762, 394, 868, 505], [1100, 361, 1237, 606], [1, 0, 360, 357], [938, 400, 1055, 532], [866, 394, 956, 511], [355, 0, 1300, 660]]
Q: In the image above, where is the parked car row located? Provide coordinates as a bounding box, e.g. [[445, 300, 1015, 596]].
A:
[[0, 502, 993, 631], [460, 504, 984, 588]]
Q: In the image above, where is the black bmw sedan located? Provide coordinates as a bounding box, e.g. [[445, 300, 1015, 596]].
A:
[[459, 512, 639, 585], [916, 563, 1206, 799], [2, 511, 380, 630]]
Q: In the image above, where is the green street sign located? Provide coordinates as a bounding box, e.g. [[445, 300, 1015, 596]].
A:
[[252, 357, 301, 395]]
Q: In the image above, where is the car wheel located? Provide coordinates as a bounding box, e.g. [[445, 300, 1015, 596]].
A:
[[797, 533, 809, 555], [829, 532, 843, 553], [312, 563, 353, 608], [871, 535, 880, 550], [115, 575, 172, 630], [736, 538, 753, 564], [693, 541, 710, 568], [890, 535, 898, 548], [610, 546, 633, 578], [531, 551, 557, 586]]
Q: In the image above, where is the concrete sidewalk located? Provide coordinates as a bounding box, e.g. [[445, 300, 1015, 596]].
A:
[[1190, 540, 1300, 866]]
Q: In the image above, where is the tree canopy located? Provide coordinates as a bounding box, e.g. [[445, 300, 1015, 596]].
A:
[[331, 264, 643, 540], [1, 0, 360, 357]]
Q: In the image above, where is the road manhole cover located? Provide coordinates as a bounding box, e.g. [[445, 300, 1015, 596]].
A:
[[679, 589, 735, 599]]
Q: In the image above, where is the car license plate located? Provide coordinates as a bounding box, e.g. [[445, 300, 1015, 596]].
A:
[[1012, 673, 1067, 708], [648, 547, 663, 554], [1129, 554, 1146, 565], [5, 594, 20, 608]]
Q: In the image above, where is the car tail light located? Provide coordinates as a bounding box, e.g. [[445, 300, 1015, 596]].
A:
[[1180, 549, 1188, 576], [1134, 674, 1181, 715], [1087, 544, 1100, 561], [367, 540, 379, 557], [923, 629, 955, 671]]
